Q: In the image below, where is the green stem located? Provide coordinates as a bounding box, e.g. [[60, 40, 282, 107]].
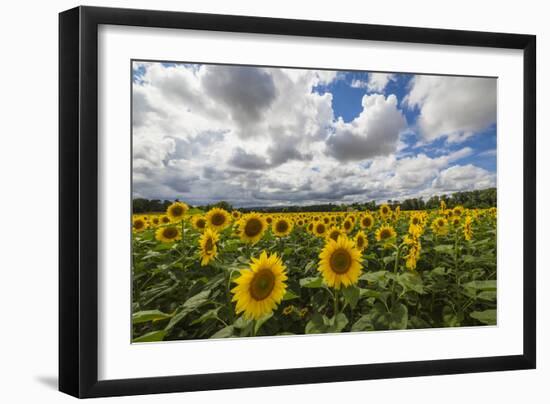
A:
[[333, 288, 339, 317], [390, 244, 402, 307], [252, 319, 257, 337]]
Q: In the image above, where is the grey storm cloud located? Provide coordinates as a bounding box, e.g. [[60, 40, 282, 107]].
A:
[[201, 65, 277, 133], [166, 131, 226, 161], [228, 141, 313, 171], [228, 147, 271, 170]]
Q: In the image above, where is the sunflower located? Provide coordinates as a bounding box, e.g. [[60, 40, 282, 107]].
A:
[[151, 216, 160, 226], [360, 213, 375, 229], [205, 207, 231, 231], [404, 235, 421, 271], [342, 219, 354, 234], [409, 213, 422, 227], [313, 221, 328, 237], [452, 205, 465, 217], [265, 216, 273, 225], [379, 204, 392, 220], [155, 226, 181, 243], [132, 217, 147, 232], [375, 224, 397, 244], [238, 213, 267, 244], [318, 235, 362, 289], [191, 215, 207, 231], [408, 223, 423, 238], [160, 215, 171, 224], [451, 216, 461, 227], [463, 215, 473, 241], [282, 305, 294, 316], [431, 216, 449, 236], [231, 251, 288, 320], [231, 210, 242, 220], [272, 218, 293, 237], [354, 230, 368, 251], [199, 228, 220, 266], [327, 227, 343, 242], [166, 201, 189, 223]]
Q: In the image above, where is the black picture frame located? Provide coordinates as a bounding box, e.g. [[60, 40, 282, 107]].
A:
[[59, 5, 536, 398]]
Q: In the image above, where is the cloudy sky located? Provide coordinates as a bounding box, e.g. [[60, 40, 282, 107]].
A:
[[132, 61, 497, 207]]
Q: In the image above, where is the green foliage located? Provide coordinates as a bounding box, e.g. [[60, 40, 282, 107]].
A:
[[132, 206, 497, 341]]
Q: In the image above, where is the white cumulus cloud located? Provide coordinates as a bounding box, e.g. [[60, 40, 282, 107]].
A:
[[404, 75, 497, 143]]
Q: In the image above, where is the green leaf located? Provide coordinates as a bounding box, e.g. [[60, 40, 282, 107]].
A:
[[382, 255, 395, 265], [360, 271, 387, 284], [210, 326, 234, 339], [431, 266, 448, 276], [190, 308, 220, 325], [342, 285, 360, 309], [154, 243, 174, 251], [464, 280, 497, 291], [470, 309, 496, 325], [351, 315, 374, 332], [304, 260, 316, 272], [254, 313, 273, 334], [165, 290, 212, 330], [442, 305, 462, 327], [371, 302, 408, 330], [132, 330, 166, 343], [477, 291, 497, 301], [305, 313, 327, 334], [233, 316, 252, 329], [132, 310, 172, 324], [434, 244, 454, 254], [183, 290, 211, 310], [397, 272, 426, 294], [300, 277, 324, 288], [328, 313, 348, 332], [283, 290, 300, 301]]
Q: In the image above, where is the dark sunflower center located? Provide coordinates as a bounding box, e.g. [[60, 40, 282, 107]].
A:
[[275, 221, 289, 233], [382, 207, 389, 214], [196, 219, 206, 228], [163, 227, 178, 239], [380, 229, 392, 239], [162, 217, 170, 223], [205, 238, 214, 253], [211, 213, 225, 226], [316, 224, 326, 234], [362, 218, 371, 227], [412, 217, 419, 225], [323, 218, 329, 224], [266, 217, 272, 224], [244, 218, 262, 237], [329, 230, 340, 241], [171, 206, 184, 216], [330, 249, 352, 274], [356, 237, 365, 248], [437, 219, 445, 226], [249, 268, 275, 301], [344, 221, 351, 230], [134, 220, 144, 229]]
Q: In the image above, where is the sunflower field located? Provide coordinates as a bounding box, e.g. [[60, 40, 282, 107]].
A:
[[131, 202, 497, 342]]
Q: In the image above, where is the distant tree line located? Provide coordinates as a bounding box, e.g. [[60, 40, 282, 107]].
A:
[[133, 188, 496, 214], [132, 199, 175, 213]]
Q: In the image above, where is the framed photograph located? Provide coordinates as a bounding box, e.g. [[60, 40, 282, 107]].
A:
[[59, 6, 536, 398]]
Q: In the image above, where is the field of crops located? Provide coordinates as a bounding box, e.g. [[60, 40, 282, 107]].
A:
[[131, 202, 497, 342]]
